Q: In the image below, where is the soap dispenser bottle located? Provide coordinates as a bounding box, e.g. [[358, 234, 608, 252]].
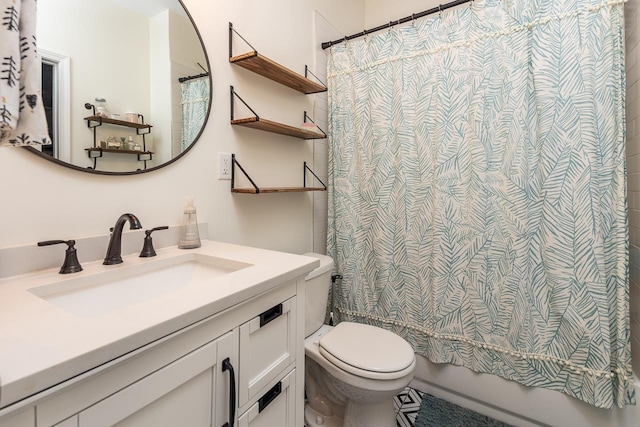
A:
[[178, 196, 201, 249]]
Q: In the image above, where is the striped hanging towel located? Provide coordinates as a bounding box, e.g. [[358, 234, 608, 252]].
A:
[[0, 0, 50, 147]]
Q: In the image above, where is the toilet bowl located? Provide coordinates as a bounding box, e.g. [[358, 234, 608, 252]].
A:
[[302, 253, 416, 427]]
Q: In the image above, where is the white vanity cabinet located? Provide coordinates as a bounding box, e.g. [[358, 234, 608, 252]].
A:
[[0, 278, 304, 427]]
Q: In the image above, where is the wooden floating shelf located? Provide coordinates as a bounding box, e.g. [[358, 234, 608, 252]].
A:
[[232, 187, 326, 194], [231, 154, 327, 194], [230, 51, 327, 94], [231, 116, 326, 139], [84, 115, 152, 130]]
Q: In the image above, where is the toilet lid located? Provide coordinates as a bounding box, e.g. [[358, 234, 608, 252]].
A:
[[318, 322, 415, 379]]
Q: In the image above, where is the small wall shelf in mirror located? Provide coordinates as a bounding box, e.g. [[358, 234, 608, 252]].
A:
[[230, 86, 326, 140], [84, 115, 152, 130], [84, 103, 153, 170], [85, 148, 154, 171], [231, 154, 327, 194], [228, 22, 327, 94]]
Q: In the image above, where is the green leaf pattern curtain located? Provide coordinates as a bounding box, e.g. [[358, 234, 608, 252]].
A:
[[181, 77, 210, 152], [327, 0, 633, 408]]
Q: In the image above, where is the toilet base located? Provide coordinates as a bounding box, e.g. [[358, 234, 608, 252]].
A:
[[305, 403, 343, 427], [343, 398, 395, 427], [304, 399, 396, 427]]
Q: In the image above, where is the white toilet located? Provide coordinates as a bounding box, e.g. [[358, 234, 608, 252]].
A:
[[302, 253, 416, 427]]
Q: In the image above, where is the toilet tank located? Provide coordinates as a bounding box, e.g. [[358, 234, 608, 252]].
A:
[[302, 253, 334, 337]]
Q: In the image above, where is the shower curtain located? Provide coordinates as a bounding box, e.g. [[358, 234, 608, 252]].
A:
[[180, 77, 210, 152], [327, 0, 633, 408], [0, 0, 50, 147]]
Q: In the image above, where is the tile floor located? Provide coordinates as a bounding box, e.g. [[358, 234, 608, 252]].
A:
[[395, 387, 425, 426]]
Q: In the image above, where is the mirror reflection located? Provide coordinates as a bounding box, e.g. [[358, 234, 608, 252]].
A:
[[34, 0, 210, 174]]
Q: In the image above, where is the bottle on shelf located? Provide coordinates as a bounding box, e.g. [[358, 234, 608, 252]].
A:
[[95, 98, 110, 117]]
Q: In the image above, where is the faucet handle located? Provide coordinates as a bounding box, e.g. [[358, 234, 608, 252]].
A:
[[37, 240, 83, 274], [139, 226, 169, 258]]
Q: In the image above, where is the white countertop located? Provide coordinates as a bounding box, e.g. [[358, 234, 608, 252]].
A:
[[0, 240, 318, 410]]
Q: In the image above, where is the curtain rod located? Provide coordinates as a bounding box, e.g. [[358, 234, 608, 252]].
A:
[[178, 72, 209, 83], [321, 0, 472, 50], [178, 63, 210, 83]]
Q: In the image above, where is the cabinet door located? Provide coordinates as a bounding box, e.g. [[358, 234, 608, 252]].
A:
[[53, 417, 77, 427], [239, 297, 296, 407], [0, 408, 34, 427], [77, 331, 236, 427], [238, 369, 296, 427]]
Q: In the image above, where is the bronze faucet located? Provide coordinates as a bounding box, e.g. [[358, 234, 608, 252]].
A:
[[104, 213, 142, 265]]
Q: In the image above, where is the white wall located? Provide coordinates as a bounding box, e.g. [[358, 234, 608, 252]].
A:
[[0, 0, 364, 253], [37, 0, 151, 171], [149, 11, 172, 166], [364, 0, 467, 27]]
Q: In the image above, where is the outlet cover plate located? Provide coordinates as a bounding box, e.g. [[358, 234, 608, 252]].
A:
[[218, 152, 231, 180]]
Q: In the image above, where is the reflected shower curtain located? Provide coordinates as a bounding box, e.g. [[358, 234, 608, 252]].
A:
[[181, 77, 210, 151], [327, 0, 633, 408], [0, 0, 50, 146]]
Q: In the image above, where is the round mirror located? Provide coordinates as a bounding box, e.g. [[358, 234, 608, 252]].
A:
[[28, 0, 211, 175]]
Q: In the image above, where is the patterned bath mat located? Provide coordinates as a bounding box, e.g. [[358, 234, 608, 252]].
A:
[[414, 393, 512, 427]]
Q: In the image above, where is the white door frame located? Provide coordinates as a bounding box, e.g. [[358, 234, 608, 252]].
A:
[[40, 49, 71, 163]]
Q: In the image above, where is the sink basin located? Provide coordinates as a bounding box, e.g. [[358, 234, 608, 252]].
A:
[[28, 253, 252, 317]]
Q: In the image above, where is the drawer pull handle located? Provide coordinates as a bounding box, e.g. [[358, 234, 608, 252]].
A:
[[259, 303, 283, 327], [222, 358, 236, 427], [258, 381, 282, 413]]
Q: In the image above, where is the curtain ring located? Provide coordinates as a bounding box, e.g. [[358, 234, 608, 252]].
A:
[[438, 4, 442, 18], [363, 28, 367, 41], [388, 21, 393, 33], [412, 13, 416, 27]]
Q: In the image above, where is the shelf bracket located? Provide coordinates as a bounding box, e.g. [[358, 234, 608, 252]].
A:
[[135, 114, 152, 136], [135, 113, 151, 153], [230, 86, 260, 121], [304, 162, 327, 190], [304, 66, 327, 89], [229, 22, 258, 59], [137, 152, 152, 163], [303, 111, 327, 138], [84, 102, 102, 151], [231, 154, 261, 193], [85, 147, 102, 170]]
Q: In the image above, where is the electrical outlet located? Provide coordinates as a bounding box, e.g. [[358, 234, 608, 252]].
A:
[[218, 152, 232, 180]]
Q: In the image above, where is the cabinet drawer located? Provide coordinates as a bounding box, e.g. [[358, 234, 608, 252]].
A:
[[238, 369, 295, 427], [239, 297, 296, 407]]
